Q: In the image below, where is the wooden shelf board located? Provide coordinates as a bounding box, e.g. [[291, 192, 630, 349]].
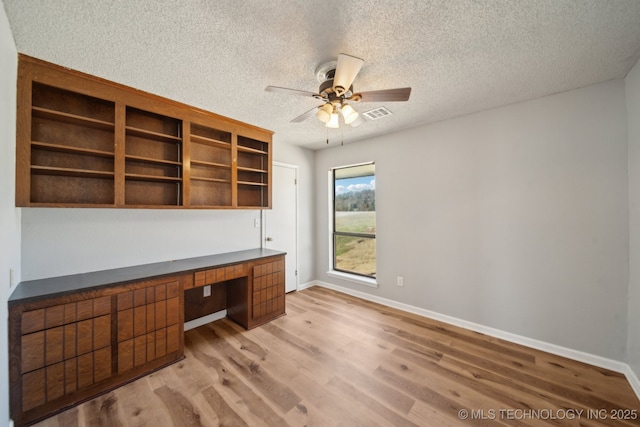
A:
[[237, 181, 268, 187], [190, 177, 231, 183], [190, 134, 231, 148], [125, 154, 182, 166], [29, 202, 117, 208], [188, 204, 234, 208], [126, 125, 182, 143], [237, 145, 267, 155], [32, 106, 115, 131], [32, 141, 114, 158], [125, 173, 182, 183], [237, 166, 267, 174], [190, 160, 231, 169], [31, 165, 114, 179]]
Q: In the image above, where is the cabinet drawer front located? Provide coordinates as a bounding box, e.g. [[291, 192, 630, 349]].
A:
[[115, 279, 182, 376], [251, 257, 286, 322], [18, 298, 115, 415], [193, 271, 206, 288]]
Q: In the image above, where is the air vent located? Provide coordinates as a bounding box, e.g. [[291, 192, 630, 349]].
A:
[[362, 106, 392, 121]]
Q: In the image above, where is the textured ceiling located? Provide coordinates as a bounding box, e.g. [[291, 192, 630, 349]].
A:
[[4, 0, 640, 149]]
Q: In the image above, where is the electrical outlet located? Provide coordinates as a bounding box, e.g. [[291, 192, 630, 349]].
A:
[[10, 268, 14, 288], [203, 285, 211, 297], [396, 276, 404, 287], [254, 218, 260, 228]]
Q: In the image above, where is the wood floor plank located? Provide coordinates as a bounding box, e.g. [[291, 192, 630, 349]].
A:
[[389, 347, 567, 426], [199, 324, 302, 413], [327, 375, 422, 427], [80, 392, 124, 427], [32, 286, 640, 427], [201, 386, 249, 427], [154, 385, 205, 427], [186, 339, 290, 426], [261, 321, 417, 415]]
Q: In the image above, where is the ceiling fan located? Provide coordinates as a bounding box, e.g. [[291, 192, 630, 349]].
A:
[[265, 53, 411, 129]]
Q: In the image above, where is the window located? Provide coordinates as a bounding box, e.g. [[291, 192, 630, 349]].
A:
[[332, 163, 376, 279]]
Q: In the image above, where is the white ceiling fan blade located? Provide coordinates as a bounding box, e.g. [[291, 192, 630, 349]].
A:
[[291, 106, 322, 123], [265, 86, 321, 98], [333, 53, 364, 96]]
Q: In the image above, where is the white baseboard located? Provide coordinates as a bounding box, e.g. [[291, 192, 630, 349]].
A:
[[184, 310, 227, 331], [309, 280, 640, 401], [298, 280, 316, 291], [624, 364, 640, 400]]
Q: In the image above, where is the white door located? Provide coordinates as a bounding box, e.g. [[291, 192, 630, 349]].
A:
[[264, 163, 298, 292]]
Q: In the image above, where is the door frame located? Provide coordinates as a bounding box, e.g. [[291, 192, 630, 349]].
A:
[[262, 161, 299, 292]]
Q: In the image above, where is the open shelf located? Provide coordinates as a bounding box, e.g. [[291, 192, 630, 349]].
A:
[[31, 166, 114, 179], [237, 181, 268, 187], [32, 107, 115, 131], [191, 160, 231, 169], [31, 141, 114, 158], [124, 107, 183, 196], [125, 174, 182, 183], [125, 126, 182, 143], [31, 173, 115, 205], [190, 133, 231, 149], [191, 177, 231, 183], [189, 123, 233, 207], [32, 82, 115, 123], [237, 166, 268, 174], [235, 135, 269, 208], [125, 154, 182, 166], [28, 83, 116, 206], [125, 180, 181, 206], [237, 145, 268, 155], [190, 179, 231, 207], [126, 107, 181, 138], [17, 56, 273, 209]]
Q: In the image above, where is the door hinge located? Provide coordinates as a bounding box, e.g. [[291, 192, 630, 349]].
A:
[[295, 270, 298, 276], [294, 178, 297, 185]]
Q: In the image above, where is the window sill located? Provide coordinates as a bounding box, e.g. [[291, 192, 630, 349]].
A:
[[326, 270, 378, 288]]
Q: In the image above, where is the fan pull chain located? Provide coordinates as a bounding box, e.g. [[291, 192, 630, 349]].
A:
[[326, 126, 329, 144]]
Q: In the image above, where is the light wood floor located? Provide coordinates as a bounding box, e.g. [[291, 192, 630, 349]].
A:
[[34, 286, 640, 427]]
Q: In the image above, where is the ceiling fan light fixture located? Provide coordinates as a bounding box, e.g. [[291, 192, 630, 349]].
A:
[[326, 111, 339, 128], [316, 103, 333, 123], [341, 103, 359, 125]]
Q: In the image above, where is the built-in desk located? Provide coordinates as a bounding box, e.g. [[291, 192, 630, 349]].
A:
[[8, 248, 286, 426]]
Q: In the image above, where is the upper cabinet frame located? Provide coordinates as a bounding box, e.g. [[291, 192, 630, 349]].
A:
[[16, 55, 273, 209]]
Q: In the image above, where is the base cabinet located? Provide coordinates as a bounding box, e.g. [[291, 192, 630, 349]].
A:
[[225, 256, 286, 329], [9, 249, 284, 426], [9, 275, 188, 426]]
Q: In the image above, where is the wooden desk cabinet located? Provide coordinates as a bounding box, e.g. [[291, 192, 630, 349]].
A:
[[10, 274, 188, 426], [9, 249, 285, 426], [191, 255, 285, 329]]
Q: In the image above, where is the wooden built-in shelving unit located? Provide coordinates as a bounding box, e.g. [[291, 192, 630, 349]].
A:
[[16, 55, 273, 209]]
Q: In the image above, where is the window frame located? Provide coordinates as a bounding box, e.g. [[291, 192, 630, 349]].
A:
[[327, 162, 378, 287]]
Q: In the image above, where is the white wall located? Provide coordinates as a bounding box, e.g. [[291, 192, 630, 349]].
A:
[[273, 141, 315, 286], [21, 143, 314, 282], [627, 58, 640, 378], [316, 79, 629, 361], [21, 208, 262, 280], [0, 2, 19, 425]]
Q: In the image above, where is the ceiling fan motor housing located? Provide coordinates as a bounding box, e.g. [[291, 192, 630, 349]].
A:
[[319, 78, 354, 102]]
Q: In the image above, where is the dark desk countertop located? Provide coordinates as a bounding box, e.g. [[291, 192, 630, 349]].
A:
[[10, 248, 286, 305]]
